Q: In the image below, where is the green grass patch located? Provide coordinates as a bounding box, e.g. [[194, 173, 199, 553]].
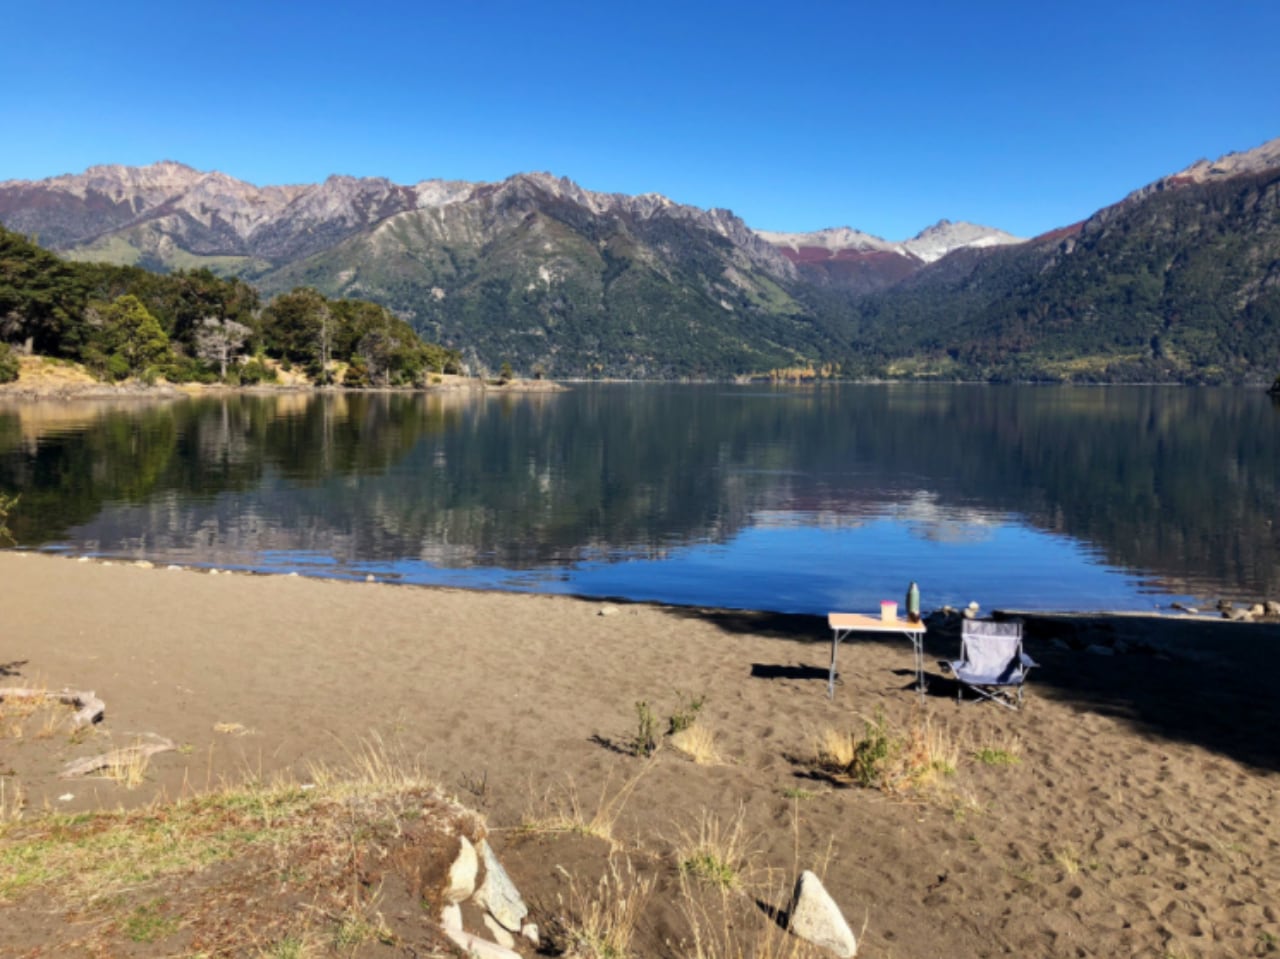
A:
[[123, 898, 180, 942], [975, 747, 1021, 766]]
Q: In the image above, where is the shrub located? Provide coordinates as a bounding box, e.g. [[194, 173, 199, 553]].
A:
[[0, 491, 18, 545], [630, 701, 658, 757], [238, 359, 277, 385], [0, 343, 19, 384], [667, 692, 705, 735], [819, 711, 958, 795], [343, 357, 371, 387]]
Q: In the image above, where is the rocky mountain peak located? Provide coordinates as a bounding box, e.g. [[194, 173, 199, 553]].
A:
[[901, 220, 1024, 264], [1124, 135, 1280, 205], [755, 226, 899, 255]]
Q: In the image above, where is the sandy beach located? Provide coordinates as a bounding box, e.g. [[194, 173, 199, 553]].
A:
[[2, 551, 1279, 957]]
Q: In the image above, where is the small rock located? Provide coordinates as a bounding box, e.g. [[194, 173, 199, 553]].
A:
[[57, 793, 74, 802], [365, 574, 376, 583], [474, 839, 528, 932], [440, 903, 462, 931], [483, 915, 517, 949], [788, 870, 857, 957], [444, 835, 478, 904], [443, 928, 521, 959], [521, 922, 540, 946], [1228, 608, 1253, 622], [1266, 600, 1280, 616], [1249, 604, 1265, 617], [598, 604, 620, 617], [166, 564, 182, 571], [77, 556, 90, 562], [101, 561, 113, 567], [1085, 644, 1115, 656], [133, 560, 154, 569]]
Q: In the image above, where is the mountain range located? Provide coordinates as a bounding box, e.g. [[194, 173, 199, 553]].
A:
[[2, 136, 1278, 381]]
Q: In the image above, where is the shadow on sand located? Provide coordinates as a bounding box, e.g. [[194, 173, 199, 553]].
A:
[[671, 605, 1280, 773]]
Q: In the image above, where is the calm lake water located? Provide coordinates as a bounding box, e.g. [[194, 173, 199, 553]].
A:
[[2, 384, 1278, 614]]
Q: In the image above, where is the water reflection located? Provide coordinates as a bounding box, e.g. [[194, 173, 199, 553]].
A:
[[1, 385, 1277, 612]]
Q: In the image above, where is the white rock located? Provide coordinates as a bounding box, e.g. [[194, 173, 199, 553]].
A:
[[366, 574, 376, 583], [1266, 601, 1280, 616], [77, 556, 90, 562], [442, 927, 522, 959], [598, 604, 620, 617], [788, 870, 857, 958], [474, 839, 528, 932], [445, 835, 478, 903], [133, 560, 154, 569], [521, 922, 540, 946], [483, 914, 517, 949], [440, 903, 462, 931], [58, 793, 74, 802]]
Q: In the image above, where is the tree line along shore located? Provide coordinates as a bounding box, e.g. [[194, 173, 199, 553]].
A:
[[1, 225, 484, 391]]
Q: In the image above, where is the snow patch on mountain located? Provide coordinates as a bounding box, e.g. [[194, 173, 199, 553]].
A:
[[901, 219, 1024, 263], [756, 220, 1023, 265]]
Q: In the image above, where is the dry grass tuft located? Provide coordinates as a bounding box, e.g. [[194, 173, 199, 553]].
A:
[[816, 711, 959, 798], [0, 778, 26, 826], [0, 683, 54, 741], [816, 727, 855, 769], [520, 761, 652, 848], [671, 723, 721, 765], [1052, 844, 1082, 876], [678, 870, 833, 959], [676, 804, 754, 892], [100, 739, 156, 789], [546, 855, 654, 959]]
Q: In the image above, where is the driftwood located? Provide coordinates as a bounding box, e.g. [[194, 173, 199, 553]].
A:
[[0, 686, 105, 729], [60, 736, 175, 778]]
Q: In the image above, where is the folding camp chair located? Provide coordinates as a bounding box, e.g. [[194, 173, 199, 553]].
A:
[[943, 619, 1036, 709]]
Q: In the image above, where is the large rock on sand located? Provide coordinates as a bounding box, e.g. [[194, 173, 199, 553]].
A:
[[474, 839, 528, 932], [788, 870, 857, 957], [444, 835, 478, 903]]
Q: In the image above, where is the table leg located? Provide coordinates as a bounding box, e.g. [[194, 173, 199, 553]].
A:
[[828, 630, 840, 699], [909, 633, 926, 704]]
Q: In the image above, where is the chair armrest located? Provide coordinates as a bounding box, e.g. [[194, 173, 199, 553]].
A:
[[1020, 653, 1038, 669]]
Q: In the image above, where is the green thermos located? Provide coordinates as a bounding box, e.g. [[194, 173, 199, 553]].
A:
[[906, 581, 921, 623]]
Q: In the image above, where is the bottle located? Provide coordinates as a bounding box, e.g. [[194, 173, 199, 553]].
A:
[[906, 581, 921, 623]]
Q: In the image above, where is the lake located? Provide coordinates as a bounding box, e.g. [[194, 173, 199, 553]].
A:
[[2, 384, 1277, 614]]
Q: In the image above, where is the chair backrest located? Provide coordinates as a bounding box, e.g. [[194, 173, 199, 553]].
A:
[[961, 620, 1023, 681]]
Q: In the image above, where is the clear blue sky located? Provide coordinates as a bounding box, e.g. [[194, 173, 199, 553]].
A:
[[3, 0, 1277, 240]]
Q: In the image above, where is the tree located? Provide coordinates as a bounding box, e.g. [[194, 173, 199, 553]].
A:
[[195, 316, 251, 379], [88, 295, 171, 379], [260, 288, 334, 381]]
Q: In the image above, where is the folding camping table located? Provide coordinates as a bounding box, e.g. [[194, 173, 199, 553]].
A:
[[826, 612, 929, 703]]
